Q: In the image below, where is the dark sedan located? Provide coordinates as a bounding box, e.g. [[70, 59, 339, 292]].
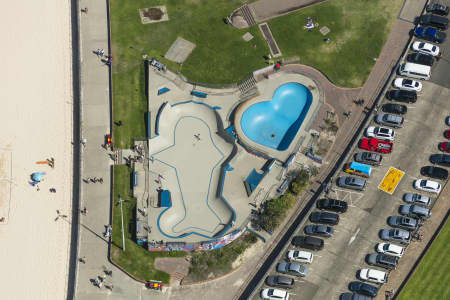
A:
[[265, 275, 295, 289], [348, 281, 379, 297], [406, 52, 434, 66], [316, 198, 348, 213], [304, 225, 334, 237], [382, 103, 407, 115], [309, 211, 339, 225], [420, 166, 448, 180], [430, 154, 450, 167], [426, 3, 450, 16]]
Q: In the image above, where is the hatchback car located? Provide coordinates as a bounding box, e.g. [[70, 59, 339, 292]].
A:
[[366, 253, 399, 270], [340, 293, 373, 300], [366, 126, 395, 141], [261, 288, 289, 300], [348, 281, 379, 297], [419, 14, 449, 30], [304, 225, 334, 237], [439, 142, 450, 153], [359, 269, 388, 284], [316, 198, 348, 213], [354, 152, 383, 166], [375, 113, 404, 128], [406, 52, 434, 66], [380, 229, 411, 244], [414, 26, 446, 43], [376, 243, 405, 257], [337, 176, 367, 191], [388, 216, 418, 231], [430, 153, 450, 167], [265, 275, 295, 289], [446, 116, 450, 126], [420, 166, 448, 180], [277, 262, 308, 277], [385, 89, 417, 103], [411, 41, 440, 56], [445, 130, 450, 139], [426, 3, 450, 15], [393, 78, 423, 92], [287, 250, 313, 264], [403, 193, 431, 206], [291, 236, 324, 251], [414, 179, 441, 194], [400, 205, 432, 219], [309, 212, 339, 225]]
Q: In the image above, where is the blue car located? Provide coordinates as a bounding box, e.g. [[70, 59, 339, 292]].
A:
[[414, 26, 446, 43]]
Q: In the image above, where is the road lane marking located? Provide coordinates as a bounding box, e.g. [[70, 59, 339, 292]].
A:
[[348, 227, 360, 246]]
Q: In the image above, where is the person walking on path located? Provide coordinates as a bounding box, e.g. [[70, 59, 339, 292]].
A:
[[79, 256, 86, 264], [81, 7, 88, 13], [99, 178, 103, 184]]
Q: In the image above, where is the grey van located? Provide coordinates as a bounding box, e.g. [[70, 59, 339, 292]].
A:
[[399, 205, 432, 219]]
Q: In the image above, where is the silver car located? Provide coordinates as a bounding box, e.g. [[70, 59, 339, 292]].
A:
[[337, 176, 366, 191], [399, 205, 432, 219], [403, 193, 431, 206], [380, 229, 411, 244], [354, 152, 382, 166], [277, 262, 308, 277], [375, 113, 404, 128]]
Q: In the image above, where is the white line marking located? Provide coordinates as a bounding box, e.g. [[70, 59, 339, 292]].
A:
[[348, 227, 361, 246]]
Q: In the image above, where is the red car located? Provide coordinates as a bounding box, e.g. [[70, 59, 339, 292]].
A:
[[360, 138, 393, 154], [439, 142, 450, 153], [445, 130, 450, 139]]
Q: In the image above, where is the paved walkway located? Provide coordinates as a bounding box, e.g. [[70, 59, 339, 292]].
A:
[[249, 0, 327, 23]]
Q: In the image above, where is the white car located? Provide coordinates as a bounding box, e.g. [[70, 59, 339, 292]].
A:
[[366, 126, 395, 141], [393, 78, 422, 92], [414, 179, 441, 194], [411, 41, 440, 57], [261, 288, 289, 300], [359, 268, 388, 284], [287, 250, 313, 264], [377, 243, 405, 257]]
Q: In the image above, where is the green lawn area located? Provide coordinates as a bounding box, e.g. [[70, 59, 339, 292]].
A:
[[398, 220, 450, 300], [111, 165, 185, 283], [110, 0, 402, 147]]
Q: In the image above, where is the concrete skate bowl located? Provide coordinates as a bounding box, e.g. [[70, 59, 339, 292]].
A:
[[240, 82, 312, 151], [153, 101, 236, 239]]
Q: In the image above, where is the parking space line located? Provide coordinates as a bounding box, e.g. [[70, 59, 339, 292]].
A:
[[348, 227, 360, 246]]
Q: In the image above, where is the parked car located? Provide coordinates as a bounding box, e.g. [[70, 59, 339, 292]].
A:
[[393, 78, 423, 92], [337, 176, 367, 191], [411, 41, 440, 56], [388, 216, 418, 231], [414, 179, 442, 194], [316, 198, 348, 213], [380, 229, 411, 244], [359, 138, 393, 154], [445, 130, 450, 139], [375, 113, 404, 128], [426, 3, 450, 16], [414, 26, 446, 43], [439, 142, 450, 153], [291, 236, 324, 250], [348, 281, 379, 297], [277, 262, 308, 277], [354, 152, 383, 166], [385, 89, 418, 103], [261, 288, 289, 300], [340, 292, 373, 300], [359, 269, 388, 284], [309, 212, 339, 225], [366, 126, 395, 141], [419, 14, 449, 30], [366, 253, 399, 270], [446, 116, 450, 125], [400, 205, 432, 219], [376, 243, 405, 257], [430, 153, 450, 166], [304, 225, 334, 237], [420, 166, 448, 180], [403, 193, 431, 206], [406, 52, 434, 66], [265, 275, 295, 289], [287, 250, 313, 264]]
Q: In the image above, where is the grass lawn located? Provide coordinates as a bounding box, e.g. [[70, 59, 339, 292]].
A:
[[398, 220, 450, 300], [110, 165, 185, 283], [110, 0, 402, 147]]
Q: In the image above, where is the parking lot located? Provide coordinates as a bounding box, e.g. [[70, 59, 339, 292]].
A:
[[251, 5, 450, 300]]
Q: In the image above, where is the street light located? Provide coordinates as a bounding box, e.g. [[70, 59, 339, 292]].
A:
[[116, 194, 129, 251]]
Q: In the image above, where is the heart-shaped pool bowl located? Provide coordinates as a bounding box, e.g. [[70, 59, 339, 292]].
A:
[[240, 82, 312, 151]]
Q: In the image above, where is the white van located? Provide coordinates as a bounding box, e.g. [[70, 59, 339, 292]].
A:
[[398, 62, 431, 80]]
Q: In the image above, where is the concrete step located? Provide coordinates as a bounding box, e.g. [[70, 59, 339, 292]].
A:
[[241, 5, 256, 27]]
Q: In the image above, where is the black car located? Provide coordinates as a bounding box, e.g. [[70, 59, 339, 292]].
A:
[[406, 52, 434, 67], [388, 216, 418, 231], [348, 281, 379, 297], [309, 211, 339, 225], [426, 3, 450, 16], [316, 198, 348, 213], [354, 152, 383, 166], [367, 253, 399, 270], [419, 14, 449, 30], [420, 165, 448, 180], [340, 293, 372, 300], [304, 225, 334, 237], [385, 90, 417, 103], [291, 235, 324, 250], [430, 154, 450, 167], [381, 103, 408, 115], [265, 275, 295, 289]]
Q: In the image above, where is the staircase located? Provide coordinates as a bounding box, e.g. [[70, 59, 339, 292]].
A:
[[240, 5, 256, 27], [238, 75, 259, 101]]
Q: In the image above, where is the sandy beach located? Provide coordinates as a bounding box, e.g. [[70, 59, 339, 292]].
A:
[[0, 0, 73, 299]]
